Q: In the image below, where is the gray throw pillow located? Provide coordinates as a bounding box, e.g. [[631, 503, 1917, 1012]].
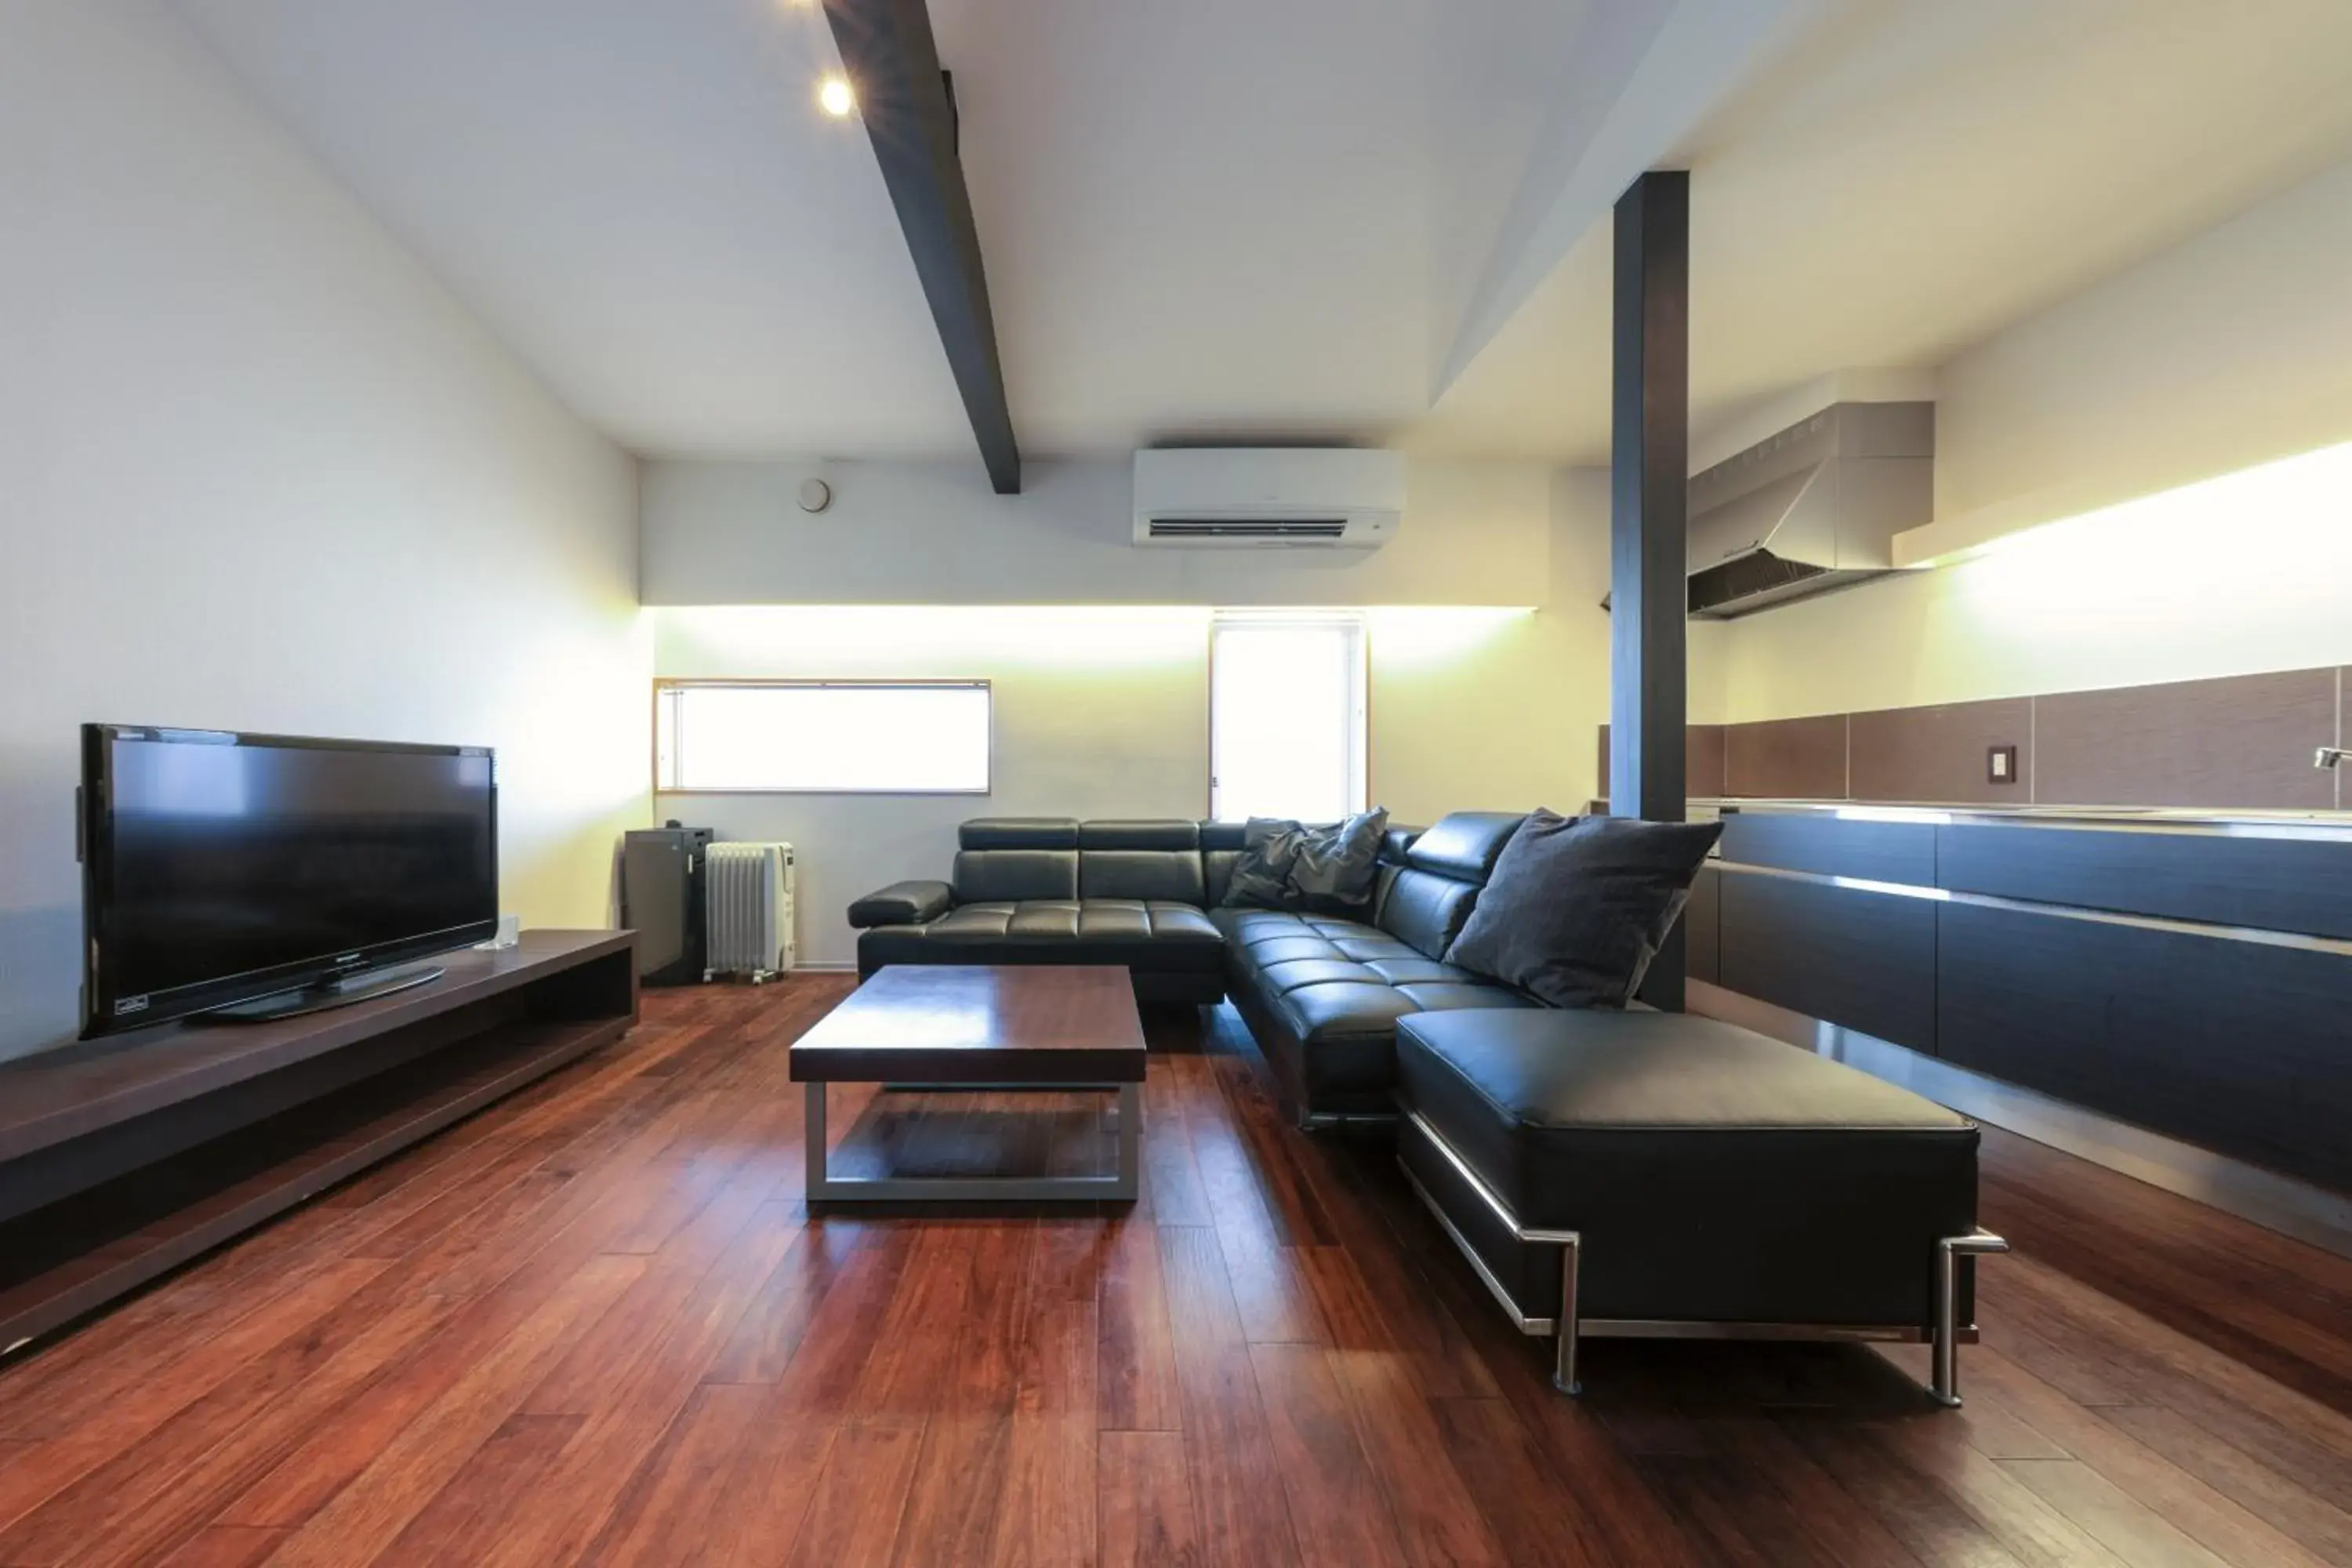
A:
[[1221, 817, 1304, 909], [1288, 807, 1388, 914], [1445, 810, 1722, 1007], [1220, 808, 1390, 913]]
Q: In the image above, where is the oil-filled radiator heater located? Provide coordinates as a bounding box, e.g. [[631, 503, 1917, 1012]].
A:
[[702, 841, 797, 982]]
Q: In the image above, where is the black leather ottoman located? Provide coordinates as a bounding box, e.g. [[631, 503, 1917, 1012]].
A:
[[1393, 1009, 2005, 1405]]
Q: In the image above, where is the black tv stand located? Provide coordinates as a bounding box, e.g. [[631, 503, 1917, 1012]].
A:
[[195, 960, 448, 1025]]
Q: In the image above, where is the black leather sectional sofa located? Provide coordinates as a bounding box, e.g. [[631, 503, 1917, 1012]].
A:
[[848, 811, 2005, 1406], [851, 818, 1229, 1006], [1213, 811, 1537, 1125], [848, 812, 1532, 1120]]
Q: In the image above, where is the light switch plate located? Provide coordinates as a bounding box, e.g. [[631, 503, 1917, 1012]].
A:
[[1987, 744, 2019, 785]]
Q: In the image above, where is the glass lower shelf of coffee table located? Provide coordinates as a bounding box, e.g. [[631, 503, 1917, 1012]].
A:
[[803, 1081, 1141, 1206]]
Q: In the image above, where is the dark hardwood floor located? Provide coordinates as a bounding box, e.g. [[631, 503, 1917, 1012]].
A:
[[2, 975, 2348, 1566]]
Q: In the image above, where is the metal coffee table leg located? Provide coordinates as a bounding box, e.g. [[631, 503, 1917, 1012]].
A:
[[1114, 1082, 1141, 1199], [804, 1080, 831, 1202]]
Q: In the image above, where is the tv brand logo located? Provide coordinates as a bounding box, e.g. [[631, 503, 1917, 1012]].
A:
[[114, 996, 150, 1017]]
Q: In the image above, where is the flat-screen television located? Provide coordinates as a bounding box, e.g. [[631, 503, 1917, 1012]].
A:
[[79, 726, 499, 1038]]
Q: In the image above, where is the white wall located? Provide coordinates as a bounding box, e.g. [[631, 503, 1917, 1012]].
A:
[[647, 463, 1618, 967], [1715, 149, 2352, 723], [1717, 468, 2352, 720], [1933, 153, 2352, 532], [641, 455, 1557, 608], [655, 607, 1210, 965], [0, 2, 649, 1060]]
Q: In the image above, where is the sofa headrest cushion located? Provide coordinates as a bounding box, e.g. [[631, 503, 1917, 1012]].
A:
[[960, 817, 1081, 851], [1080, 819, 1200, 851], [1405, 811, 1526, 884], [1380, 826, 1421, 866], [1198, 821, 1248, 852]]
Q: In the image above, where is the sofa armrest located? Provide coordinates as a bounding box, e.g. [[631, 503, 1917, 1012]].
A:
[[847, 879, 954, 928]]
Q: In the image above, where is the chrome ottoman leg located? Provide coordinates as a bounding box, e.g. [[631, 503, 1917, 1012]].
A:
[[1553, 1233, 1583, 1396], [1933, 1229, 2009, 1407]]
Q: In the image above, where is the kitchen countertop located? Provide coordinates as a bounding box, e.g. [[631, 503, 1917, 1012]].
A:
[[1694, 797, 2352, 840]]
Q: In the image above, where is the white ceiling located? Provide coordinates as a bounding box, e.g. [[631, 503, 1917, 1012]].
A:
[[174, 0, 2352, 465], [1417, 0, 2352, 460]]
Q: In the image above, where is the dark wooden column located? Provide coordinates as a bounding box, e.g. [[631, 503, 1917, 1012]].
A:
[[1608, 170, 1690, 1009]]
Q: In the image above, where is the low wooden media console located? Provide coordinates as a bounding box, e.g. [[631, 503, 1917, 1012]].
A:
[[0, 929, 637, 1354]]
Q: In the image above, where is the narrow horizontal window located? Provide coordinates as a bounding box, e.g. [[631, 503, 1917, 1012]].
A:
[[655, 681, 990, 793]]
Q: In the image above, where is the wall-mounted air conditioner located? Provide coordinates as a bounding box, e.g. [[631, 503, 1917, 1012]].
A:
[[1133, 448, 1404, 548]]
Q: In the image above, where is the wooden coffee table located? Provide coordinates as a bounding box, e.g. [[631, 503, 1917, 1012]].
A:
[[789, 965, 1145, 1205]]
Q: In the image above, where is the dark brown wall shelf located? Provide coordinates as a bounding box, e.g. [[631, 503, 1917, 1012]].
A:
[[0, 929, 637, 1355]]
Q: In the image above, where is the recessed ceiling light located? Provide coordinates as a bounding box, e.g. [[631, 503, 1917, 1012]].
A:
[[818, 75, 855, 118]]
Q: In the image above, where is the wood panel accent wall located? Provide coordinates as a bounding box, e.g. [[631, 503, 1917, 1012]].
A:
[[2035, 668, 2337, 811], [1848, 699, 2031, 805], [1597, 663, 2348, 811], [1722, 714, 1847, 799], [1596, 724, 1726, 803], [1689, 723, 1727, 801]]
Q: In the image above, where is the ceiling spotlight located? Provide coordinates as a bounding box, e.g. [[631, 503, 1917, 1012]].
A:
[[818, 75, 855, 118]]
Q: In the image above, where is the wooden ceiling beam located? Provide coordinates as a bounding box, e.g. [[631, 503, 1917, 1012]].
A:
[[824, 0, 1021, 494]]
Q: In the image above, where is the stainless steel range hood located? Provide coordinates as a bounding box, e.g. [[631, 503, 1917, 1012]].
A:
[[1685, 401, 1933, 618]]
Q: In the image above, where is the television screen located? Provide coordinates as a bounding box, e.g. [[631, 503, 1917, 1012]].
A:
[[80, 727, 498, 1036]]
